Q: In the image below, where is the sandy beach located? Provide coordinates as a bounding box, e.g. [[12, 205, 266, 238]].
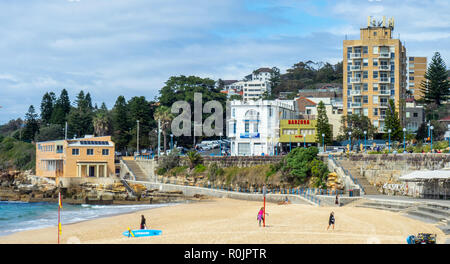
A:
[[0, 198, 446, 244]]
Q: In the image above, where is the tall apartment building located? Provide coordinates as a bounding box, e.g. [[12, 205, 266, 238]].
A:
[[406, 56, 427, 99], [343, 17, 407, 132]]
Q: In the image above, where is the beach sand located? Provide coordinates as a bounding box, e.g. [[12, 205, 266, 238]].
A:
[[0, 198, 446, 244]]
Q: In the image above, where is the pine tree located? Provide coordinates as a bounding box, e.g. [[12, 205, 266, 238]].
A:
[[112, 96, 131, 151], [22, 105, 40, 142], [67, 90, 94, 138], [40, 92, 56, 125], [420, 52, 450, 105], [315, 101, 333, 145], [50, 89, 71, 125], [384, 99, 402, 141]]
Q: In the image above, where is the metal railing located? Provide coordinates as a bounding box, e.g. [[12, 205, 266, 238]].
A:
[[329, 155, 365, 194]]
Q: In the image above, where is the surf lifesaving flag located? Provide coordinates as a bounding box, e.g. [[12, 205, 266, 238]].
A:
[[58, 192, 62, 243]]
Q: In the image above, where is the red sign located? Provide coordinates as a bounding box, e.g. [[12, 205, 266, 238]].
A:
[[287, 120, 310, 125]]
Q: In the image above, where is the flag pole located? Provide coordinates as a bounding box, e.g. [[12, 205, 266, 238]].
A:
[[263, 185, 266, 228], [58, 192, 60, 244]]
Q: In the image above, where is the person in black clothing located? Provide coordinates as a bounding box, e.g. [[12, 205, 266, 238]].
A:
[[140, 215, 147, 230], [327, 212, 335, 230]]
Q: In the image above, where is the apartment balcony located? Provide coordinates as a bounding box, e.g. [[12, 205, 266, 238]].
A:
[[378, 53, 390, 59], [379, 90, 390, 95], [379, 65, 391, 71], [350, 90, 362, 96], [350, 53, 362, 59], [379, 115, 386, 120], [379, 102, 389, 107], [350, 77, 362, 83], [350, 102, 362, 108], [350, 65, 361, 71], [379, 77, 390, 83]]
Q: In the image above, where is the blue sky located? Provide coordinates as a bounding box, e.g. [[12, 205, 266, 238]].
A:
[[0, 0, 449, 124]]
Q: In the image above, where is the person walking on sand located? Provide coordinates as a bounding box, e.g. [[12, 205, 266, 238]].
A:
[[257, 207, 268, 227], [335, 193, 339, 205], [327, 212, 335, 230], [140, 215, 147, 230]]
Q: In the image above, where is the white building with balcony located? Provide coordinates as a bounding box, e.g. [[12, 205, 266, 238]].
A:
[[227, 99, 295, 156]]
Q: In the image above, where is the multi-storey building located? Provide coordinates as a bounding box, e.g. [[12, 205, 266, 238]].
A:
[[343, 17, 407, 132], [406, 56, 427, 99], [227, 99, 295, 156], [220, 68, 273, 100], [36, 135, 115, 179]]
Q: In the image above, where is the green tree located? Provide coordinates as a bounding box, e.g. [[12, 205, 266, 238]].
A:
[[50, 89, 71, 125], [187, 150, 203, 169], [22, 105, 40, 142], [127, 96, 157, 151], [315, 101, 333, 145], [154, 105, 174, 153], [35, 124, 64, 142], [338, 114, 375, 143], [40, 92, 56, 125], [420, 52, 450, 106], [384, 99, 402, 141], [67, 91, 94, 138], [112, 96, 131, 151]]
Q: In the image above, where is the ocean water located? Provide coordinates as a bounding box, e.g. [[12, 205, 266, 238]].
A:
[[0, 201, 174, 236]]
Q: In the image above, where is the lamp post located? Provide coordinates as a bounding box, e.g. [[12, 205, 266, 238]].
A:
[[170, 134, 174, 152], [403, 128, 406, 153], [219, 132, 222, 156], [348, 131, 352, 152], [322, 133, 325, 153], [388, 129, 392, 153], [303, 133, 306, 148], [136, 120, 140, 156], [364, 131, 367, 153], [430, 126, 434, 152]]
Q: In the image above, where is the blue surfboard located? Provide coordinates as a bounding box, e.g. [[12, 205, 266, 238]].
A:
[[123, 229, 162, 237]]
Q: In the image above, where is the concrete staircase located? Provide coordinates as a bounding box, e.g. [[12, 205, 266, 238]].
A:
[[339, 159, 379, 195], [123, 160, 149, 182]]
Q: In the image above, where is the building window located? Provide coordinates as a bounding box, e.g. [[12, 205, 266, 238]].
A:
[[102, 149, 109, 156], [406, 112, 410, 118], [373, 31, 377, 36], [363, 83, 368, 91], [87, 149, 94, 155], [373, 59, 378, 66], [373, 108, 378, 116], [245, 121, 249, 133], [409, 76, 414, 81], [233, 122, 236, 134], [373, 46, 379, 54], [72, 149, 79, 155], [363, 71, 368, 79], [283, 129, 297, 135], [363, 108, 368, 116], [363, 59, 368, 67], [56, 145, 63, 153], [373, 71, 378, 78], [413, 112, 418, 117], [373, 95, 379, 104], [373, 83, 378, 91], [363, 46, 368, 54], [409, 57, 414, 61], [363, 96, 368, 104]]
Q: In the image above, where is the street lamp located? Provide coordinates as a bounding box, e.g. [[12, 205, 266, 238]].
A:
[[219, 132, 223, 156], [430, 126, 434, 152], [388, 129, 392, 153], [322, 133, 325, 153], [363, 131, 367, 152], [348, 131, 352, 152], [403, 128, 406, 153], [170, 134, 174, 152], [303, 133, 306, 148], [289, 133, 292, 152], [136, 120, 140, 156]]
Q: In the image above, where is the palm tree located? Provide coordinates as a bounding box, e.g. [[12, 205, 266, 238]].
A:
[[187, 151, 203, 169], [93, 112, 110, 136], [153, 106, 174, 153]]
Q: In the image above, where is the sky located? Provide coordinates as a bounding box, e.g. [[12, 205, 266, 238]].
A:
[[1, 0, 449, 124]]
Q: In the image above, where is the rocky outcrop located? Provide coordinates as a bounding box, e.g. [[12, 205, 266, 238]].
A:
[[0, 171, 203, 204]]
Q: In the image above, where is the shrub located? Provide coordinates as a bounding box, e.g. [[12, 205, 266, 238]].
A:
[[193, 164, 206, 173], [187, 151, 203, 169], [157, 149, 180, 173]]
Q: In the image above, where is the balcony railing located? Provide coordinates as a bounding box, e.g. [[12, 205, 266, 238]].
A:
[[379, 77, 390, 83], [378, 53, 390, 59], [351, 102, 362, 108], [379, 65, 391, 71], [350, 65, 361, 71], [379, 90, 390, 95], [350, 90, 362, 96], [379, 115, 386, 120], [379, 102, 389, 107], [350, 77, 362, 83], [350, 53, 362, 59]]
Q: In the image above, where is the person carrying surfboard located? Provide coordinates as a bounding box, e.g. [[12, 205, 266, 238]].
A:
[[140, 215, 147, 229]]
